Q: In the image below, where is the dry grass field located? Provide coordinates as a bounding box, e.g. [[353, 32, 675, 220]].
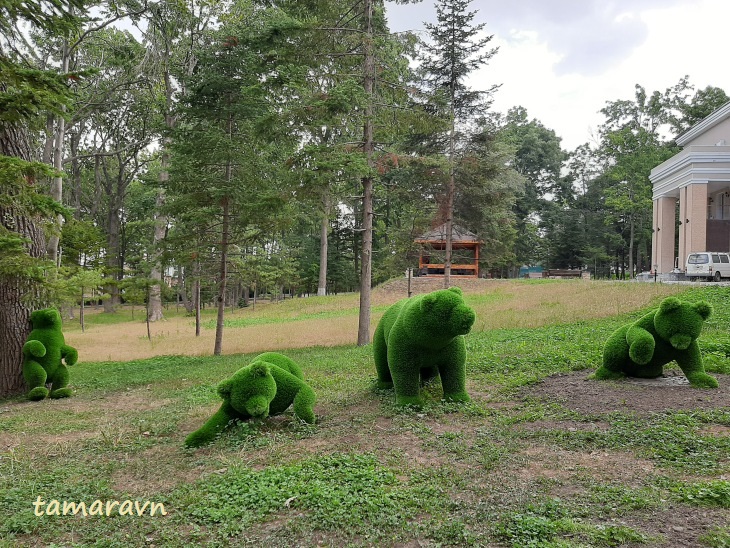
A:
[[65, 278, 683, 362]]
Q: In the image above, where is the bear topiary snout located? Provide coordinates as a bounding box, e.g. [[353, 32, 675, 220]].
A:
[[245, 395, 270, 418], [669, 333, 692, 350]]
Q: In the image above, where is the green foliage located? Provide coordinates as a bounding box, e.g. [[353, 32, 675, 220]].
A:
[[670, 480, 730, 508], [176, 452, 412, 535], [495, 498, 650, 547]]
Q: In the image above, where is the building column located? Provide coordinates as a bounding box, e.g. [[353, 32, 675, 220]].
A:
[[652, 196, 676, 274], [684, 182, 708, 258]]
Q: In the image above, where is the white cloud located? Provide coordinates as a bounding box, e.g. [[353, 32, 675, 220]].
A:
[[386, 0, 730, 151]]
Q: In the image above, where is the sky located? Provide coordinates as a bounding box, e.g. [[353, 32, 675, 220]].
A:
[[384, 0, 730, 152]]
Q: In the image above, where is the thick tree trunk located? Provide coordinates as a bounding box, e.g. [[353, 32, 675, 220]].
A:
[[0, 123, 49, 397], [357, 0, 375, 346]]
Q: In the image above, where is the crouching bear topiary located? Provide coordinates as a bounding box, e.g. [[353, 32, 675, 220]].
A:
[[373, 287, 476, 408], [23, 308, 78, 401], [594, 297, 718, 388], [184, 352, 316, 448]]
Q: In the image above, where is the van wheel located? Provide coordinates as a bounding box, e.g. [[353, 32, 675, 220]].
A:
[[714, 271, 722, 282]]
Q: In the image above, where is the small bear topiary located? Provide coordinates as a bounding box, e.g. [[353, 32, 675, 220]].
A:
[[373, 286, 476, 407], [23, 308, 78, 401], [184, 352, 316, 448], [594, 296, 718, 388]]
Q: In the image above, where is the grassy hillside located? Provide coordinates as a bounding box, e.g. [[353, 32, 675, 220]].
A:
[[1, 281, 729, 547]]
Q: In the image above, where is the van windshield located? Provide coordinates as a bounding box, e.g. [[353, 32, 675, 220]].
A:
[[688, 254, 710, 264]]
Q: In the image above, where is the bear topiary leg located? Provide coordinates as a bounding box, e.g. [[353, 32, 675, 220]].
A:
[[292, 384, 317, 424], [23, 359, 49, 401], [677, 344, 719, 388], [373, 323, 393, 389], [387, 346, 424, 407], [437, 340, 470, 403], [594, 327, 630, 380], [184, 402, 238, 448], [49, 365, 72, 399]]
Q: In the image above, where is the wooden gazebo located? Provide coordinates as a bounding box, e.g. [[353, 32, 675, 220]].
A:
[[414, 223, 481, 278]]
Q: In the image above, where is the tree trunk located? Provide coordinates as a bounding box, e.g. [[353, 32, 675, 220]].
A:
[[0, 122, 49, 397], [318, 191, 331, 297], [214, 196, 230, 355], [443, 115, 456, 288], [47, 40, 70, 265], [147, 187, 167, 322], [357, 0, 375, 346]]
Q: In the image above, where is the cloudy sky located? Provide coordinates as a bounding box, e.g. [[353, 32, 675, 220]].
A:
[[384, 0, 730, 152]]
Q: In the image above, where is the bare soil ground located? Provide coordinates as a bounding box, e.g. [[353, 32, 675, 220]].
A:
[[524, 369, 730, 416]]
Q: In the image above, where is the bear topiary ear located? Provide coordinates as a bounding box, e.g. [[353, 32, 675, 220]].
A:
[[249, 362, 270, 377], [659, 297, 681, 313], [447, 287, 463, 296], [694, 301, 713, 320], [217, 379, 233, 398], [420, 294, 437, 312]]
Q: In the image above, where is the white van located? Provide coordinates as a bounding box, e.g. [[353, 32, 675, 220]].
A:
[[685, 252, 730, 281]]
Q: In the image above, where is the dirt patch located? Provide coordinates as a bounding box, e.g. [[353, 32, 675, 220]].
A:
[[523, 370, 730, 416], [609, 506, 730, 548]]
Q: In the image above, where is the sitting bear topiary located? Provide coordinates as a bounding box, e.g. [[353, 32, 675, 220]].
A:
[[594, 297, 718, 388], [184, 352, 316, 448], [373, 287, 476, 407], [23, 308, 78, 401]]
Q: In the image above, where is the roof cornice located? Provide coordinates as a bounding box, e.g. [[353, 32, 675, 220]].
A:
[[676, 101, 730, 146]]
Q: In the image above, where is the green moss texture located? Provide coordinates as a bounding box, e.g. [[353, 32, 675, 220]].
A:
[[595, 297, 718, 388], [373, 287, 476, 407], [22, 308, 78, 401], [184, 352, 316, 448]]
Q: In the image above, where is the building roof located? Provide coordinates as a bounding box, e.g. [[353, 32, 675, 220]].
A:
[[676, 100, 730, 146], [415, 223, 480, 243]]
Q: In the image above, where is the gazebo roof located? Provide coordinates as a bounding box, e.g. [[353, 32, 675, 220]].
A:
[[415, 223, 479, 243]]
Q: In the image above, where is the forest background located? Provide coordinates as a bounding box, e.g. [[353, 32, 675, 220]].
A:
[[1, 0, 729, 397]]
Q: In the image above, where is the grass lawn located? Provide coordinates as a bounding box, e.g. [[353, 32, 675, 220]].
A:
[[1, 280, 729, 547]]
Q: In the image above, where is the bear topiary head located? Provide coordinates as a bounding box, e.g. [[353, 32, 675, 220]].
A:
[[30, 308, 62, 330], [419, 287, 476, 338], [653, 297, 712, 350], [217, 361, 278, 419]]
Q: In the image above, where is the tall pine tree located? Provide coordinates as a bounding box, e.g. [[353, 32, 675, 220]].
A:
[[417, 0, 498, 286]]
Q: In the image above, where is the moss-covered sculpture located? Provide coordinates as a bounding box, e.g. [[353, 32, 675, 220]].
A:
[[373, 287, 476, 407], [184, 352, 316, 448], [23, 308, 78, 401], [594, 297, 718, 388]]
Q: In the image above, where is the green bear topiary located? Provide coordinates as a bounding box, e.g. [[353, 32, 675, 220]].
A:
[[184, 352, 316, 448], [373, 287, 476, 407], [23, 308, 78, 401], [594, 297, 718, 388]]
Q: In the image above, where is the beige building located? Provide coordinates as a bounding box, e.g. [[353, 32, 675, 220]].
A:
[[650, 101, 730, 274]]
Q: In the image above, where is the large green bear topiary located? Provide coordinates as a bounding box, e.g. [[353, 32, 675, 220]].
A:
[[373, 287, 476, 407], [23, 308, 78, 401], [184, 352, 316, 448], [594, 297, 718, 388]]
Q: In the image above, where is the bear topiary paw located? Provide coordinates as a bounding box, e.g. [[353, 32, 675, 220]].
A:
[[592, 367, 626, 381], [395, 394, 424, 408], [28, 386, 49, 401], [376, 380, 394, 390], [685, 372, 719, 389], [50, 388, 72, 399]]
